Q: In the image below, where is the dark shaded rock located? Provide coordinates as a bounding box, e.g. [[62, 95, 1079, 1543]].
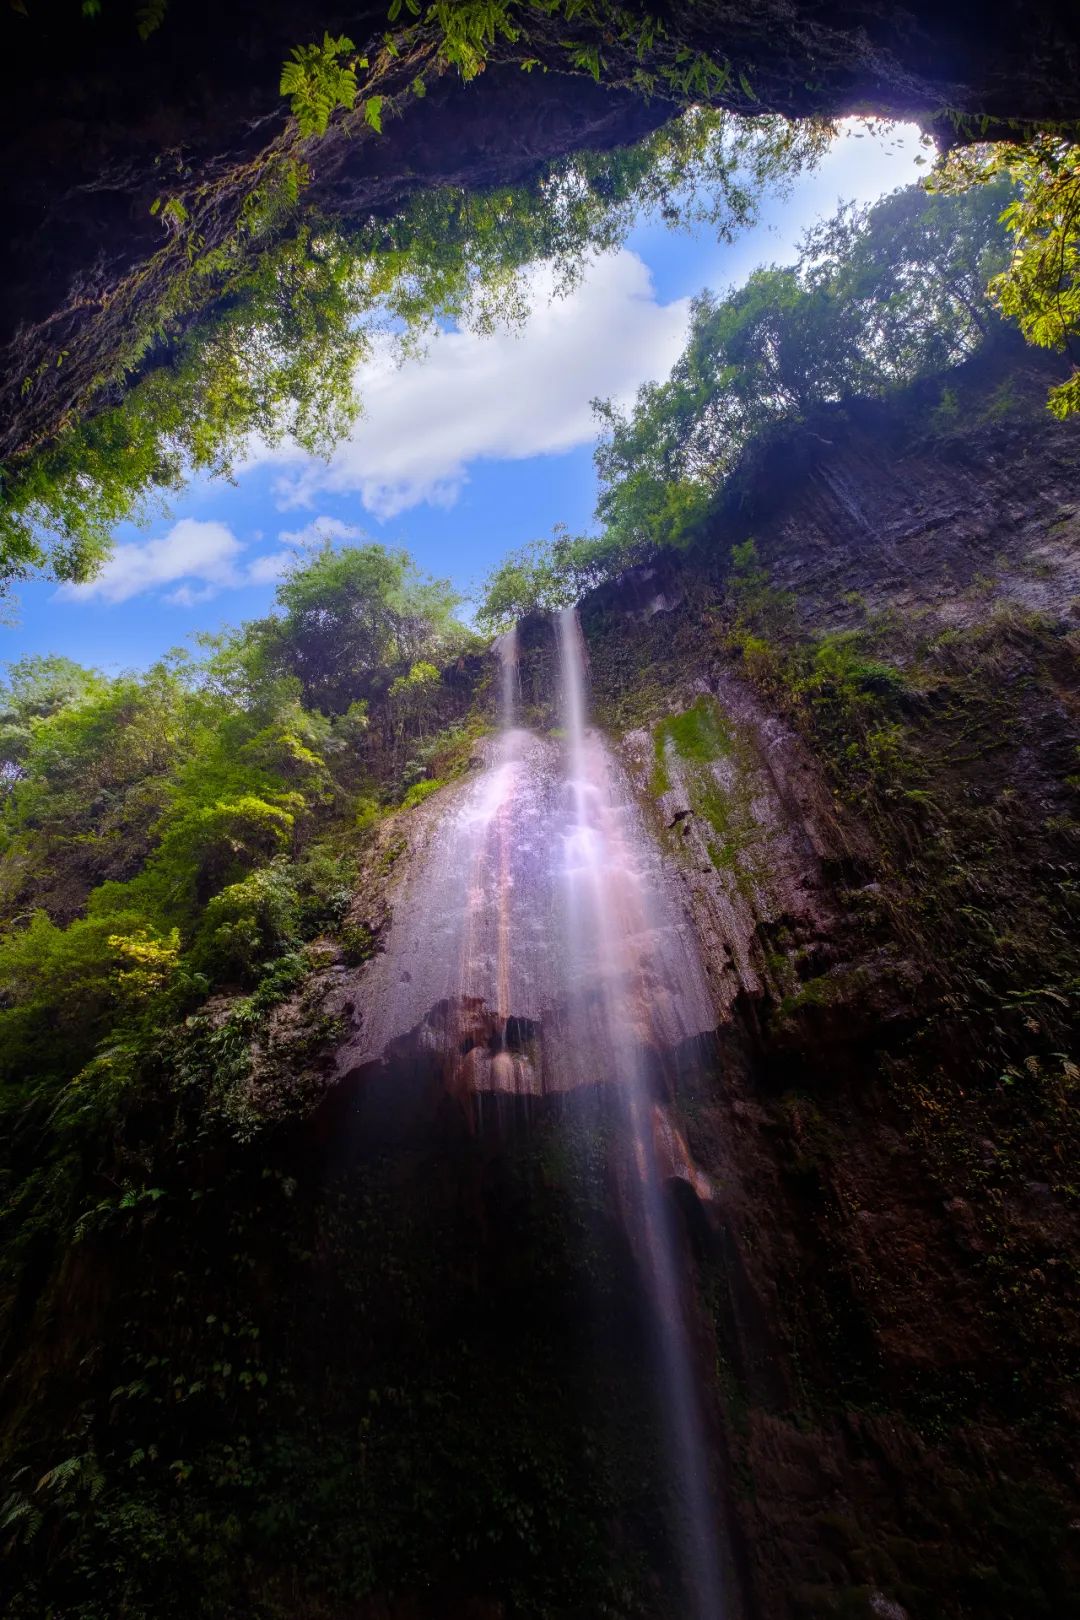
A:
[[573, 341, 1080, 1618]]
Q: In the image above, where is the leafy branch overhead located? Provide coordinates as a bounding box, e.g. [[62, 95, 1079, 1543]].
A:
[[280, 33, 377, 138], [277, 3, 744, 138], [382, 0, 739, 99], [0, 109, 829, 596], [936, 135, 1080, 417]]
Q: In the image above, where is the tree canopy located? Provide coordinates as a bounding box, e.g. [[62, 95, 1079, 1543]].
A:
[[0, 106, 831, 599], [935, 134, 1080, 418], [254, 541, 469, 714], [478, 174, 1017, 624], [0, 539, 473, 1086], [593, 177, 1014, 560]]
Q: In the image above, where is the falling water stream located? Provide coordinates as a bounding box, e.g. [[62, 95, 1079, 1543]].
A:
[[555, 608, 725, 1620], [346, 610, 726, 1615]]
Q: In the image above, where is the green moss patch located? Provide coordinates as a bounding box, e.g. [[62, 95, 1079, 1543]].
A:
[[401, 776, 445, 809], [651, 697, 733, 796]]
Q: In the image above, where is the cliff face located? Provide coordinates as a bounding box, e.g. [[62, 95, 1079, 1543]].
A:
[[286, 347, 1080, 1615], [330, 339, 1080, 1614], [6, 0, 1080, 460], [2, 354, 1078, 1620], [574, 346, 1080, 1617]]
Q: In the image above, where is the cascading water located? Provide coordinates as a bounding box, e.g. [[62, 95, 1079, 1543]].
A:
[[340, 610, 726, 1613], [497, 622, 520, 732], [555, 607, 725, 1620]]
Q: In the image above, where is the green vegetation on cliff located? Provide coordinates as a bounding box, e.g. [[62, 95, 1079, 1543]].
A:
[[0, 519, 710, 1616], [577, 464, 1080, 1615], [479, 176, 1017, 623], [937, 134, 1080, 418]]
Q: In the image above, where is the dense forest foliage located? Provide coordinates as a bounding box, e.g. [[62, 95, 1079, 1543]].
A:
[[477, 177, 1016, 625], [0, 524, 545, 1615], [0, 106, 830, 596], [0, 543, 477, 1095]]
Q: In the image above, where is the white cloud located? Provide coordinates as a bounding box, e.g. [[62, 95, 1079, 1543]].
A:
[[235, 129, 926, 525], [65, 518, 246, 605], [269, 250, 690, 519], [60, 515, 338, 605], [164, 582, 222, 608], [276, 516, 364, 548], [238, 516, 366, 588], [245, 551, 295, 586]]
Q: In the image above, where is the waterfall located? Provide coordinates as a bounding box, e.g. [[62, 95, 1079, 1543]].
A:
[[343, 610, 726, 1613], [555, 608, 725, 1620], [490, 625, 523, 1094], [496, 624, 519, 731]]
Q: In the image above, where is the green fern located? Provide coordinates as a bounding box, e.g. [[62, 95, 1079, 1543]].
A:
[[0, 1489, 43, 1544], [136, 0, 168, 39], [280, 33, 361, 137], [36, 1451, 105, 1501]]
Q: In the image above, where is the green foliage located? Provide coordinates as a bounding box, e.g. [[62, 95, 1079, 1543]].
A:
[[354, 794, 382, 835], [0, 653, 107, 779], [387, 660, 447, 749], [2, 104, 828, 596], [0, 908, 171, 1076], [661, 696, 733, 766], [0, 538, 466, 1090], [401, 776, 445, 808], [154, 793, 296, 905], [0, 658, 194, 922], [590, 179, 1014, 564], [135, 0, 168, 40], [393, 1, 752, 105], [650, 698, 732, 795], [397, 0, 521, 81], [797, 631, 907, 708], [339, 918, 378, 964], [389, 659, 440, 702], [477, 542, 572, 630], [2, 221, 363, 593], [713, 540, 914, 817], [109, 924, 182, 998], [280, 33, 362, 136], [476, 527, 601, 628], [192, 845, 354, 982], [936, 135, 1080, 415], [259, 542, 465, 714]]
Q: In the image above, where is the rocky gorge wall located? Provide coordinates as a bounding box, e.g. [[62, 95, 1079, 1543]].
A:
[[2, 346, 1078, 1620], [281, 340, 1080, 1617], [564, 344, 1080, 1618]]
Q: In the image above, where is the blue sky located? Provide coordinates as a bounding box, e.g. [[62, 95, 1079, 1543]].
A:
[[7, 119, 927, 675]]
